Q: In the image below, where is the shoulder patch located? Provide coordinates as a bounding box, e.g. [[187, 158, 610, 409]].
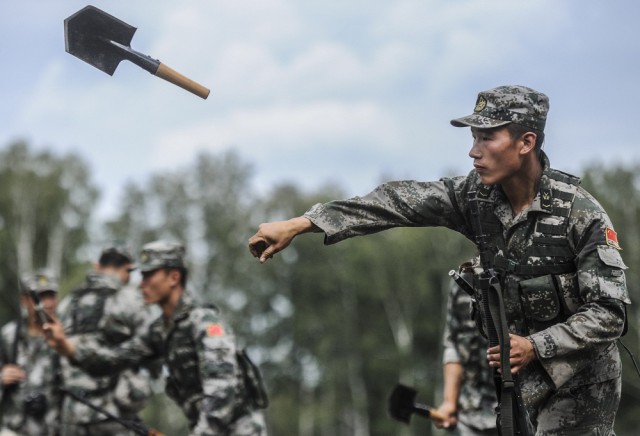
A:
[[605, 227, 621, 250], [206, 323, 225, 337]]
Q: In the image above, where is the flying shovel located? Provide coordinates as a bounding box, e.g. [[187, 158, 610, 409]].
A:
[[388, 384, 447, 425], [64, 5, 210, 99]]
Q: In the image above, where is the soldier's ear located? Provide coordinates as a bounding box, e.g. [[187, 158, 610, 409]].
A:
[[519, 132, 537, 155], [167, 269, 181, 286]]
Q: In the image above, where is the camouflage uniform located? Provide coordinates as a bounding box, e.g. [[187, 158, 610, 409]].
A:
[[442, 266, 498, 436], [0, 273, 62, 436], [70, 241, 267, 436], [303, 87, 630, 435], [58, 271, 158, 436]]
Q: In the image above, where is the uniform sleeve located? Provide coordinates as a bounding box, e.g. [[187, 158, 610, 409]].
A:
[[72, 327, 160, 377], [304, 176, 475, 245], [442, 285, 462, 365], [528, 213, 629, 388], [190, 310, 244, 436], [100, 287, 151, 343]]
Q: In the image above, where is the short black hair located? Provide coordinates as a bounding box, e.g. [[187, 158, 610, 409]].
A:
[[168, 267, 188, 288], [99, 247, 134, 268], [141, 267, 188, 288], [507, 123, 545, 155]]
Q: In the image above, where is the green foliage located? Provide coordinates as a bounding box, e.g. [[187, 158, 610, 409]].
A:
[[0, 140, 97, 324], [581, 165, 640, 436]]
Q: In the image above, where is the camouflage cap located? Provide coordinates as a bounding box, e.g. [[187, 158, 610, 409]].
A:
[[450, 85, 549, 131], [21, 270, 58, 294], [138, 240, 186, 272]]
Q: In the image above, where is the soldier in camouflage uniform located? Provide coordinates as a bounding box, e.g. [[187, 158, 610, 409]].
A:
[[249, 85, 630, 435], [0, 271, 62, 436], [433, 262, 498, 436], [56, 246, 159, 436], [47, 240, 268, 436]]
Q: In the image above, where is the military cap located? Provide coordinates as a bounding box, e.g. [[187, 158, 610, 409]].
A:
[[138, 240, 186, 272], [21, 270, 59, 294], [450, 85, 549, 131]]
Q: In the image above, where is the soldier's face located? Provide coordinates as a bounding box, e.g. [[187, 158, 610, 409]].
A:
[[39, 291, 58, 318], [119, 263, 134, 285], [468, 126, 523, 185], [140, 268, 178, 305]]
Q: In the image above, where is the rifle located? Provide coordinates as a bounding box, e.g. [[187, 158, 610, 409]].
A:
[[467, 190, 533, 436], [60, 388, 165, 436], [26, 290, 53, 328]]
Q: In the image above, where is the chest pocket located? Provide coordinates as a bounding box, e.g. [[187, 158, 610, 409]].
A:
[[519, 274, 562, 333]]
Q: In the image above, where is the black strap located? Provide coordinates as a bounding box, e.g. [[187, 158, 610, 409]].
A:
[[60, 388, 149, 435], [494, 256, 576, 276]]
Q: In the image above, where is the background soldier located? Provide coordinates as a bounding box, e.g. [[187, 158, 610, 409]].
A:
[[0, 270, 62, 436], [47, 240, 268, 436], [433, 262, 497, 436], [57, 246, 159, 436], [248, 85, 630, 434]]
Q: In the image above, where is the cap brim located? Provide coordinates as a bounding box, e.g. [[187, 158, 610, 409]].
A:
[[450, 114, 511, 129]]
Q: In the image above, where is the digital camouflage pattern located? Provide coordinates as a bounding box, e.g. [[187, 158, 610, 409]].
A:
[[71, 291, 267, 436], [0, 320, 62, 436], [137, 240, 186, 272], [443, 269, 497, 434], [450, 85, 549, 131], [304, 151, 629, 435], [57, 272, 158, 435]]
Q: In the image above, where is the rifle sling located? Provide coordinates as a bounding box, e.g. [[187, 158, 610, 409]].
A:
[[60, 388, 148, 436]]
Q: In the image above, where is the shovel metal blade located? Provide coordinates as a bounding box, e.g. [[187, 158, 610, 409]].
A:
[[64, 5, 137, 76], [388, 384, 419, 424], [64, 5, 210, 99]]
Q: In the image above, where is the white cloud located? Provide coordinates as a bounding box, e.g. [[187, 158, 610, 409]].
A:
[[153, 100, 400, 167], [2, 0, 640, 221]]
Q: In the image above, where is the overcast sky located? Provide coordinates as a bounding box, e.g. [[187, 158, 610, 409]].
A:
[[1, 1, 639, 220]]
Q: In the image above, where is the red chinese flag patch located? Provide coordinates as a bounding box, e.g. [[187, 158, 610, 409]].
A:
[[207, 323, 225, 337], [605, 227, 621, 250]]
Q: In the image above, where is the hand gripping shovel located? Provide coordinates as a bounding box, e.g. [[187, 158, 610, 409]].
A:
[[388, 384, 447, 424], [64, 5, 210, 99]]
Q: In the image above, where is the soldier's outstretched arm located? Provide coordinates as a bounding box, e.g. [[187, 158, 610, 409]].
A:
[[248, 217, 317, 263], [45, 317, 158, 376]]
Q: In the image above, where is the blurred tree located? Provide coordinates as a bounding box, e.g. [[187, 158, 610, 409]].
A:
[[581, 165, 640, 436], [0, 140, 97, 323]]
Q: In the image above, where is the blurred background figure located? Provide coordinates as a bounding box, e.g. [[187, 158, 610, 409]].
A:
[[0, 270, 62, 436]]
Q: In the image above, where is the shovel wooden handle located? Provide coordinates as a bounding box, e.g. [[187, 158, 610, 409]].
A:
[[427, 408, 447, 422], [155, 63, 210, 99]]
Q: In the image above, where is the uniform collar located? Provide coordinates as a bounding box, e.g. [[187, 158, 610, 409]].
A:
[[532, 151, 554, 214], [172, 290, 195, 323], [487, 151, 552, 228]]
